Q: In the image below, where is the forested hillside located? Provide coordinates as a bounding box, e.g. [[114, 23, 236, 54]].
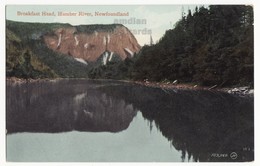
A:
[[91, 5, 253, 87], [6, 29, 58, 78], [132, 5, 253, 87]]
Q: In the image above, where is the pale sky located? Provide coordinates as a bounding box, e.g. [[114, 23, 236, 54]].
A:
[[6, 5, 202, 45]]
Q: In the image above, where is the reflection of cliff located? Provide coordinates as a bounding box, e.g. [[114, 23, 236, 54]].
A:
[[6, 80, 254, 162], [6, 80, 137, 134], [73, 90, 136, 132], [100, 84, 254, 162]]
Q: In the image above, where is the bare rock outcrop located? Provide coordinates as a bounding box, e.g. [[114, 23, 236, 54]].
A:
[[44, 24, 141, 62]]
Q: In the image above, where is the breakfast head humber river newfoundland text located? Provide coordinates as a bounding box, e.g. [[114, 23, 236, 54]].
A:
[[16, 10, 152, 36], [16, 11, 129, 17]]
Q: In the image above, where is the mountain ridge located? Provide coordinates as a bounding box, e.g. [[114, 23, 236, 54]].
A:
[[6, 20, 141, 78]]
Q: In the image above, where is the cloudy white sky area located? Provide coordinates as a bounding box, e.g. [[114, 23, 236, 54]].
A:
[[6, 5, 203, 45]]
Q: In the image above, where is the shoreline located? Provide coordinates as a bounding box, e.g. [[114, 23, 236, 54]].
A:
[[132, 80, 254, 97], [6, 77, 59, 83], [6, 77, 254, 96]]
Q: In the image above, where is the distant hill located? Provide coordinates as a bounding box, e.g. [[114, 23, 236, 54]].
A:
[[6, 20, 141, 78]]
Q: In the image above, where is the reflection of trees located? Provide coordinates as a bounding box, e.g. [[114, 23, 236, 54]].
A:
[[6, 80, 137, 134], [6, 80, 254, 162], [100, 84, 254, 162]]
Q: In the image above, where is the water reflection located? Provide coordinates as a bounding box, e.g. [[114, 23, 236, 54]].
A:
[[6, 79, 254, 162], [99, 83, 254, 162], [6, 79, 137, 133]]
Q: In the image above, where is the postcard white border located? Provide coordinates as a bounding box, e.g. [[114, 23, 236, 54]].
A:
[[1, 0, 259, 166]]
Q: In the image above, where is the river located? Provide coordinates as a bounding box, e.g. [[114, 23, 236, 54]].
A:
[[6, 79, 254, 162]]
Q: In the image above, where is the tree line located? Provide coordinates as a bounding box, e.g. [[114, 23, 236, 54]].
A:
[[92, 5, 253, 87], [132, 5, 254, 87]]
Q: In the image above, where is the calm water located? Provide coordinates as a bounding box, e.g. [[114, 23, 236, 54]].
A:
[[6, 79, 254, 162]]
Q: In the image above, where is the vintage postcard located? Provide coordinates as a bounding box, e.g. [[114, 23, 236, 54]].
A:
[[6, 4, 254, 162]]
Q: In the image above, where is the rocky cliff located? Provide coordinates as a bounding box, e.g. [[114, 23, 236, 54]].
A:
[[43, 24, 141, 62], [6, 20, 141, 78]]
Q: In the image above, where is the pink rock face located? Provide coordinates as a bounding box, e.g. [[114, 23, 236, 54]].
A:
[[43, 25, 141, 62]]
